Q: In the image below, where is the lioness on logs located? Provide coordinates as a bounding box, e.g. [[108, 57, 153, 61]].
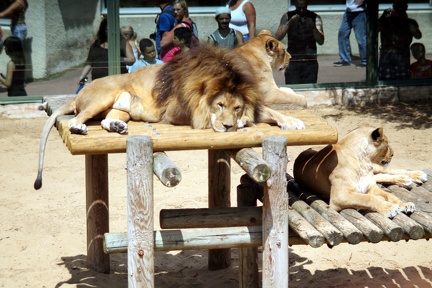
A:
[[293, 126, 426, 218], [34, 44, 305, 190]]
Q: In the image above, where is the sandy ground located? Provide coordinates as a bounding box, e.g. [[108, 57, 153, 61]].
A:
[[0, 100, 431, 288]]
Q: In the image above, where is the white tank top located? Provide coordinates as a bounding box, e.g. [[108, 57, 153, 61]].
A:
[[226, 0, 249, 38]]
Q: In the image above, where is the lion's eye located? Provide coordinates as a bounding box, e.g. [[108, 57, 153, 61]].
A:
[[235, 106, 242, 113], [218, 103, 224, 109]]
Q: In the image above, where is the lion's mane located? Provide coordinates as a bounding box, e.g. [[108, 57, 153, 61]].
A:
[[152, 45, 261, 129]]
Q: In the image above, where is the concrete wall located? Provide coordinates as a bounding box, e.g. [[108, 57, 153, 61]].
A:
[[1, 0, 431, 81]]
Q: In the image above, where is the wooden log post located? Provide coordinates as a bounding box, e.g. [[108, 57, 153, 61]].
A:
[[363, 212, 403, 242], [85, 154, 110, 273], [208, 149, 231, 270], [230, 148, 272, 183], [340, 209, 384, 243], [262, 136, 289, 287], [288, 190, 344, 247], [237, 176, 259, 288], [153, 152, 182, 187], [127, 136, 154, 287]]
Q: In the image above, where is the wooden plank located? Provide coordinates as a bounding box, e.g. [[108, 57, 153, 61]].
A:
[[288, 190, 344, 247], [54, 109, 338, 155], [104, 227, 263, 253], [363, 212, 404, 242], [340, 209, 384, 243], [104, 227, 372, 254], [159, 207, 262, 229], [288, 179, 364, 245]]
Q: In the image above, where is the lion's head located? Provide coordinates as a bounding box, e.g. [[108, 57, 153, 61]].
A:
[[344, 126, 394, 166], [153, 45, 260, 132], [370, 127, 394, 166], [239, 30, 291, 72]]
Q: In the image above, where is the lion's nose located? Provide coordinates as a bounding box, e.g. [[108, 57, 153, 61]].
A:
[[224, 124, 235, 132]]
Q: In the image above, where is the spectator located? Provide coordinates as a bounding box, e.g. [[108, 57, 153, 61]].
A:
[[333, 0, 367, 68], [129, 38, 163, 73], [0, 0, 28, 42], [0, 36, 27, 96], [275, 0, 324, 84], [161, 0, 199, 56], [121, 26, 141, 62], [226, 0, 256, 42], [378, 0, 422, 80], [410, 43, 432, 79], [77, 17, 135, 84], [154, 0, 176, 59], [162, 27, 192, 62], [207, 7, 243, 48]]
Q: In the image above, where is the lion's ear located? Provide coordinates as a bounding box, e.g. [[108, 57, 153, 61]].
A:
[[258, 30, 272, 37], [265, 38, 279, 54], [371, 127, 384, 141]]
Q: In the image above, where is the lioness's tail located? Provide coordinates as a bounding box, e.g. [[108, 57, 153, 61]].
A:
[[34, 99, 76, 190]]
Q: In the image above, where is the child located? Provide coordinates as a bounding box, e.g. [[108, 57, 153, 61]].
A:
[[121, 26, 140, 62], [0, 36, 27, 96], [410, 42, 432, 79], [207, 7, 243, 48], [161, 27, 192, 62], [129, 38, 163, 73]]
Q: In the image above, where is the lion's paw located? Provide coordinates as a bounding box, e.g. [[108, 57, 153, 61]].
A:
[[402, 202, 416, 213], [407, 170, 428, 184], [101, 119, 128, 134], [279, 117, 305, 130], [395, 175, 414, 189], [380, 204, 401, 218], [69, 124, 88, 135], [110, 121, 128, 134]]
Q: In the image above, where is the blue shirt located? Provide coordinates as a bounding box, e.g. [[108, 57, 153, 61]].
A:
[[129, 59, 163, 73], [156, 6, 176, 55]]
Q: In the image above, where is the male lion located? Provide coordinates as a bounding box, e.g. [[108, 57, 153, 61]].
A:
[[236, 30, 307, 107], [34, 45, 305, 189], [293, 126, 427, 218]]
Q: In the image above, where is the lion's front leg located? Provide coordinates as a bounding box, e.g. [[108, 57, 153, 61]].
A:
[[257, 106, 305, 130], [367, 185, 416, 214], [373, 164, 428, 186], [330, 187, 403, 218], [262, 87, 307, 108]]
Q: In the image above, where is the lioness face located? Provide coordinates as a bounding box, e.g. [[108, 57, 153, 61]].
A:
[[371, 128, 394, 166], [210, 93, 245, 132], [267, 38, 291, 71]]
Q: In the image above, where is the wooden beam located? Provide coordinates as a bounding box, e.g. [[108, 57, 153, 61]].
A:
[[159, 206, 262, 229], [230, 148, 271, 183]]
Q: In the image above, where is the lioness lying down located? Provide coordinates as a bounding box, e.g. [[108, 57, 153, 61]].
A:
[[294, 126, 427, 218], [34, 40, 305, 190]]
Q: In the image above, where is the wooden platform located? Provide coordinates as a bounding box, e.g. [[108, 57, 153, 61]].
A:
[[104, 171, 432, 254], [56, 109, 337, 155], [284, 172, 432, 247]]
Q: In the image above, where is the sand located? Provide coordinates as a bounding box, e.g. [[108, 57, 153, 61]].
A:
[[0, 101, 431, 287]]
